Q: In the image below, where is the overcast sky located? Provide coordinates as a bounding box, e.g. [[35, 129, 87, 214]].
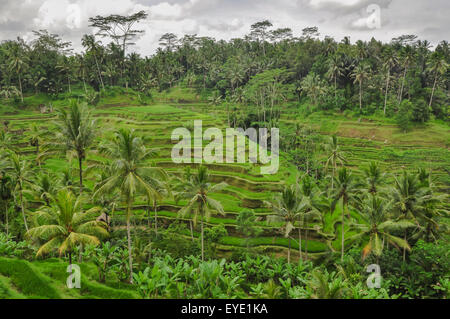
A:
[[0, 0, 448, 55]]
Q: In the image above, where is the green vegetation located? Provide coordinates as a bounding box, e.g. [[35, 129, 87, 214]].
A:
[[0, 12, 448, 299]]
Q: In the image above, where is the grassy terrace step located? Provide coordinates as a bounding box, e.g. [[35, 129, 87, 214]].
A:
[[113, 209, 325, 242], [0, 257, 139, 299]]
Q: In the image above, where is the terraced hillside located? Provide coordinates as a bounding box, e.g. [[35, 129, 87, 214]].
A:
[[1, 90, 449, 260], [0, 257, 138, 299]]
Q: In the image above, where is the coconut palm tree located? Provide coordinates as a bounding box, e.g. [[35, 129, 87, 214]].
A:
[[43, 100, 96, 194], [349, 195, 414, 262], [28, 123, 44, 155], [150, 180, 170, 237], [326, 55, 344, 98], [31, 173, 58, 206], [391, 171, 427, 261], [301, 73, 326, 106], [351, 63, 370, 113], [427, 54, 448, 109], [81, 34, 105, 91], [266, 185, 304, 264], [398, 45, 415, 105], [93, 128, 166, 283], [361, 162, 386, 195], [0, 130, 16, 153], [177, 166, 227, 262], [0, 174, 14, 236], [325, 135, 346, 191], [298, 175, 322, 260], [26, 189, 108, 264], [332, 168, 361, 261], [1, 151, 33, 232], [410, 169, 448, 243], [7, 45, 29, 103], [382, 49, 398, 115]]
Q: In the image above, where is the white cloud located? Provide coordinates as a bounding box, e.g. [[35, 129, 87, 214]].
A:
[[310, 0, 362, 7], [1, 0, 448, 55]]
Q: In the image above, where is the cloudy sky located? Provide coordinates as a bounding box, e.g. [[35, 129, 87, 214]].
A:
[[0, 0, 448, 55]]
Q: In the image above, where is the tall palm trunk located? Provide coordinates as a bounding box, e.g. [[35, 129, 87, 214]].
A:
[[334, 75, 337, 99], [18, 73, 24, 103], [94, 56, 105, 91], [146, 202, 151, 228], [19, 183, 28, 231], [153, 199, 158, 236], [190, 221, 194, 242], [331, 160, 336, 191], [126, 198, 134, 283], [68, 75, 72, 93], [398, 66, 407, 105], [305, 229, 309, 260], [403, 232, 407, 262], [429, 74, 438, 108], [78, 155, 83, 194], [383, 69, 390, 115], [359, 81, 363, 112], [287, 237, 291, 264], [298, 220, 302, 260], [341, 200, 345, 262], [200, 204, 205, 262], [4, 202, 9, 236]]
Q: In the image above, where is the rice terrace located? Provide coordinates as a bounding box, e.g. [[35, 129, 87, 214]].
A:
[[0, 1, 449, 302]]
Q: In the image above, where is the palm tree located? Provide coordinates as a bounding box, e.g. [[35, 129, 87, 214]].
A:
[[75, 54, 88, 94], [93, 128, 166, 283], [31, 173, 58, 206], [427, 54, 448, 109], [228, 63, 244, 94], [391, 171, 427, 261], [326, 55, 344, 99], [382, 49, 398, 115], [398, 45, 415, 105], [0, 174, 14, 236], [350, 195, 413, 262], [266, 185, 303, 263], [26, 189, 108, 264], [7, 46, 29, 103], [301, 73, 326, 106], [81, 34, 105, 91], [0, 130, 16, 152], [298, 176, 322, 260], [29, 124, 45, 167], [351, 63, 370, 112], [332, 168, 361, 261], [1, 151, 33, 232], [44, 101, 96, 194], [29, 124, 44, 155], [150, 181, 170, 237], [325, 135, 346, 191], [410, 169, 447, 243], [361, 162, 386, 195], [56, 58, 73, 93], [177, 166, 227, 262]]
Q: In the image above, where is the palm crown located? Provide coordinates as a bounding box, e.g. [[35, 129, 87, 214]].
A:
[[26, 189, 108, 264]]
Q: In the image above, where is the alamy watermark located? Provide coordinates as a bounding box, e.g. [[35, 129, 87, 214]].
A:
[[171, 120, 279, 175], [366, 4, 381, 29], [67, 264, 81, 289], [366, 264, 382, 289]]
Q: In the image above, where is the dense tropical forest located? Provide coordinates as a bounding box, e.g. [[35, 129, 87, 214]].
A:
[[0, 11, 449, 299]]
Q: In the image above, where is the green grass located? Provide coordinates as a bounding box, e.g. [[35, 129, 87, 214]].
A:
[[0, 257, 139, 299]]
